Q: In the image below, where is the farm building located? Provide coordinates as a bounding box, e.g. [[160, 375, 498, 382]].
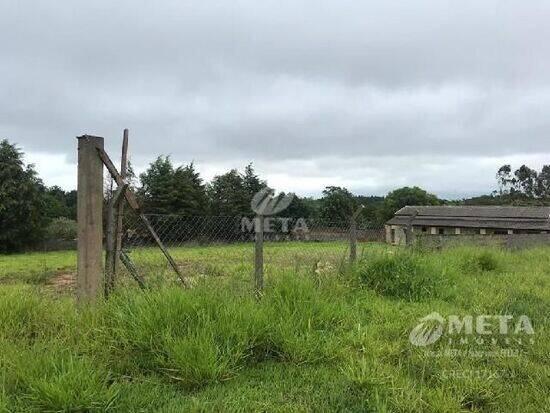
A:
[[385, 205, 550, 245]]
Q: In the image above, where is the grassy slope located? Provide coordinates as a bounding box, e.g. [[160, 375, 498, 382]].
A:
[[0, 245, 548, 412]]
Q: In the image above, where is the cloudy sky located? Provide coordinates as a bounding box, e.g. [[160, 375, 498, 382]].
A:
[[2, 1, 550, 199]]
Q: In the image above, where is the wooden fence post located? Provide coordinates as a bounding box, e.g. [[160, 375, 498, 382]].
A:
[[114, 129, 129, 276], [76, 135, 104, 304], [254, 215, 264, 297], [350, 216, 357, 263], [350, 205, 364, 264], [96, 146, 188, 286], [405, 209, 419, 247]]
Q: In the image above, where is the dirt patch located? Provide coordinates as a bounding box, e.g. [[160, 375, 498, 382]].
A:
[[45, 271, 76, 293]]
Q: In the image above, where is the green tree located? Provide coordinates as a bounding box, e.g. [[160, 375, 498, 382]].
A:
[[138, 156, 208, 215], [319, 186, 358, 224], [356, 195, 385, 225], [536, 165, 550, 199], [207, 165, 268, 217], [207, 169, 250, 216], [171, 163, 209, 214], [242, 163, 266, 202], [0, 139, 48, 252], [496, 165, 515, 195], [43, 186, 73, 219], [380, 186, 440, 223], [283, 195, 316, 220], [514, 165, 538, 198]]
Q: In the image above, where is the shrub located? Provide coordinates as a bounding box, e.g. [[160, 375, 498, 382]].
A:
[[358, 253, 440, 300], [45, 217, 77, 240]]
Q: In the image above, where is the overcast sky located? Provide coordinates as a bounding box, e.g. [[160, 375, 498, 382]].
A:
[[2, 1, 550, 199]]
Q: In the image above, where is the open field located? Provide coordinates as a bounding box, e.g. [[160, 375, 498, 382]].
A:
[[0, 241, 383, 288], [0, 243, 549, 411]]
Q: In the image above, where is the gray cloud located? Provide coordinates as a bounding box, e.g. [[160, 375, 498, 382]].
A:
[[2, 0, 550, 197]]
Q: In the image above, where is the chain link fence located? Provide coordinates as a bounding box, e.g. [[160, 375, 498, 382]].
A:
[[119, 211, 385, 286]]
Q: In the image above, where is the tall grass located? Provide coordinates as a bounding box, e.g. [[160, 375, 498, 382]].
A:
[[0, 245, 548, 411], [358, 252, 445, 300]]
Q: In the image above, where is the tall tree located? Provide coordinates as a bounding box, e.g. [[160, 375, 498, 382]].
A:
[[496, 164, 515, 195], [0, 139, 48, 252], [242, 163, 266, 201], [207, 169, 250, 216], [514, 165, 538, 198], [283, 195, 316, 220], [319, 186, 358, 224], [170, 163, 208, 214], [138, 156, 208, 215], [380, 186, 440, 223], [43, 186, 73, 219], [536, 165, 550, 199]]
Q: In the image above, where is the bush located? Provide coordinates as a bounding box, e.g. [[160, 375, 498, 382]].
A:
[[45, 217, 77, 240], [358, 253, 440, 300]]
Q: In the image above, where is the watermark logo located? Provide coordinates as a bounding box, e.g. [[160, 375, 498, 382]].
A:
[[242, 188, 309, 234], [251, 188, 294, 216], [409, 312, 445, 347], [409, 312, 535, 348]]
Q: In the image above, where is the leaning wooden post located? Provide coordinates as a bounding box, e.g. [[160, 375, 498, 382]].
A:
[[114, 129, 129, 277], [76, 135, 104, 304], [350, 205, 364, 264], [96, 147, 188, 287], [105, 183, 127, 297], [254, 214, 264, 297]]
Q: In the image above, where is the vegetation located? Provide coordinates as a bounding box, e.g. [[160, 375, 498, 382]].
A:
[[0, 140, 48, 252], [44, 217, 77, 241], [3, 136, 550, 253], [379, 186, 441, 223], [0, 243, 548, 411]]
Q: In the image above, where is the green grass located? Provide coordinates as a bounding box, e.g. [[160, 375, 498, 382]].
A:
[[0, 244, 548, 411], [0, 250, 76, 284]]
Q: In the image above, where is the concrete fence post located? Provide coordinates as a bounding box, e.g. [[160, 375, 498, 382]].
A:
[[76, 135, 104, 304]]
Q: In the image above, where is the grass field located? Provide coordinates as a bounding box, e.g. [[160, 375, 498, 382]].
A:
[[0, 243, 548, 412]]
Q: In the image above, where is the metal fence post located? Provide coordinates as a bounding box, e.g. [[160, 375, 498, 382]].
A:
[[254, 214, 264, 297], [76, 135, 104, 304]]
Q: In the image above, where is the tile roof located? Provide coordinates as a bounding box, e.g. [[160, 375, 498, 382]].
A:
[[386, 206, 550, 230]]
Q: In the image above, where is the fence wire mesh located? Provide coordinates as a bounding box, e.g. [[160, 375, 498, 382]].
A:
[[119, 211, 385, 286]]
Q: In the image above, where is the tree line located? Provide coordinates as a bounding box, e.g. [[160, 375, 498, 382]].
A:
[[4, 137, 545, 252]]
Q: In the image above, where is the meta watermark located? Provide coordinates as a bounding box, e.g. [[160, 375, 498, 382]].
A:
[[409, 312, 535, 349], [241, 188, 309, 233], [251, 188, 294, 216]]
